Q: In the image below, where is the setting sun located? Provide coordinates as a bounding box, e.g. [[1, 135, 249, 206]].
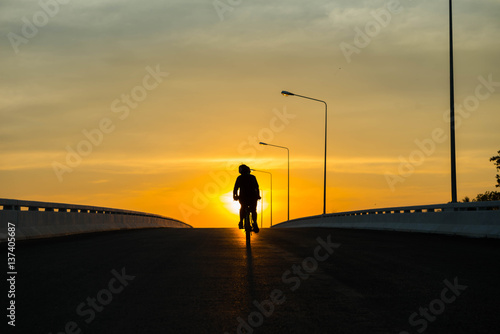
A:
[[221, 192, 240, 216], [219, 190, 270, 228]]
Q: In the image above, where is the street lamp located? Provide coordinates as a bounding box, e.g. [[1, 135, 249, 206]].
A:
[[281, 90, 328, 215], [251, 169, 272, 227], [449, 0, 457, 203], [259, 142, 289, 221]]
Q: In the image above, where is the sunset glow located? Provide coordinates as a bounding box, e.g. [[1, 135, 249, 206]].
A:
[[1, 0, 499, 227], [221, 192, 240, 216]]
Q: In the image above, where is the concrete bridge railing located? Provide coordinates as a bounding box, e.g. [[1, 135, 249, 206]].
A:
[[273, 201, 500, 238], [0, 198, 191, 241]]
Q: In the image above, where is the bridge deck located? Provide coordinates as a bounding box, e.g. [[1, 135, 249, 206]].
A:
[[9, 228, 500, 333]]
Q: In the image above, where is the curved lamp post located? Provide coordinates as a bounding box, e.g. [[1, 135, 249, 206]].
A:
[[281, 90, 327, 215], [259, 142, 289, 221]]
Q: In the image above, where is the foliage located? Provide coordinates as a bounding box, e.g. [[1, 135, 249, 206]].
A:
[[462, 191, 500, 202], [490, 150, 500, 188], [461, 150, 500, 202]]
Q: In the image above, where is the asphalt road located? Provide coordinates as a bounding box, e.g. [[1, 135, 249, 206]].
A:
[[5, 228, 500, 333]]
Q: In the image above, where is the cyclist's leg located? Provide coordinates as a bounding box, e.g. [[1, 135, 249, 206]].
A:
[[238, 201, 244, 229], [250, 200, 259, 232], [250, 200, 257, 223]]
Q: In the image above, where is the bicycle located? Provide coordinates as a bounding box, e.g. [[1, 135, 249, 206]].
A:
[[234, 196, 259, 246]]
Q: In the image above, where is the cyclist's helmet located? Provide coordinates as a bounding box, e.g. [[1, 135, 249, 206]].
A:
[[239, 164, 251, 174]]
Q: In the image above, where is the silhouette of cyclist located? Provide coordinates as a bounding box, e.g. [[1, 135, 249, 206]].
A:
[[233, 164, 260, 233]]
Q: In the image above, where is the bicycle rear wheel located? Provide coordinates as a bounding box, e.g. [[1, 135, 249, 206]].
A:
[[244, 208, 251, 245]]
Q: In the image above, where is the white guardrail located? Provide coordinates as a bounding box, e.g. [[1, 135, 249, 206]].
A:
[[273, 201, 500, 238], [0, 198, 191, 242]]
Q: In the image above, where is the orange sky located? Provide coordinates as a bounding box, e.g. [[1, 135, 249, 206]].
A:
[[1, 0, 499, 227]]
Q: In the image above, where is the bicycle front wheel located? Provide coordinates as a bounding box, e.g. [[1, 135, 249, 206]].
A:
[[244, 210, 251, 245]]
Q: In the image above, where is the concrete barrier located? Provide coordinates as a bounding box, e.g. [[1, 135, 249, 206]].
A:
[[273, 201, 500, 238], [0, 198, 191, 242]]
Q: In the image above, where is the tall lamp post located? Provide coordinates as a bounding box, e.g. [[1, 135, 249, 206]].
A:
[[259, 142, 289, 221], [281, 90, 328, 215], [251, 169, 272, 227], [449, 0, 457, 203]]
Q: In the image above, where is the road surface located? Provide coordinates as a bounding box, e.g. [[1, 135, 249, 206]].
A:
[[6, 228, 500, 333]]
